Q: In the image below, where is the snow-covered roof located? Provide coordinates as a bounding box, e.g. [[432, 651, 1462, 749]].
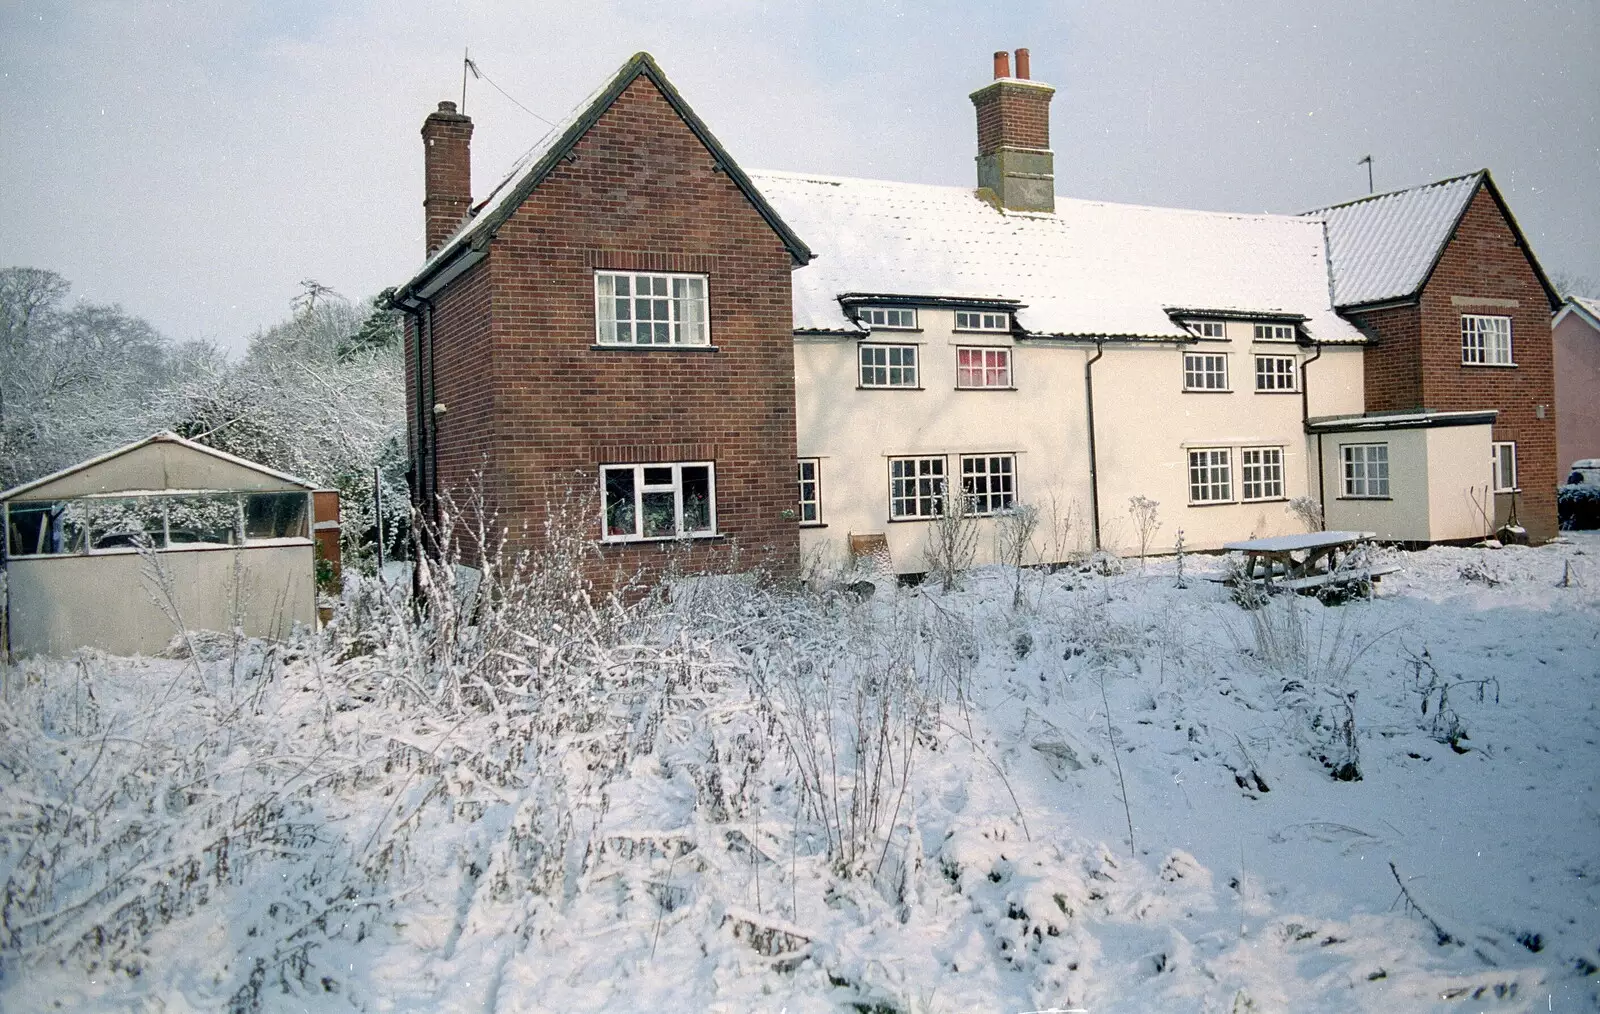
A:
[[393, 53, 810, 305], [1555, 295, 1600, 331], [751, 171, 1364, 343], [1307, 172, 1484, 309]]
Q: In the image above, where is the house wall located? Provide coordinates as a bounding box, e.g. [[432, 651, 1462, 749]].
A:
[[1094, 328, 1323, 553], [1553, 309, 1600, 472], [795, 318, 1369, 572], [1425, 423, 1496, 541], [1352, 186, 1558, 540], [424, 73, 800, 584], [6, 544, 315, 657], [1319, 428, 1431, 542], [795, 314, 1087, 573]]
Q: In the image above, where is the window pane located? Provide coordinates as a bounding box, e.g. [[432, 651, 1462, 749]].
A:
[[605, 468, 637, 537], [91, 497, 166, 550], [681, 466, 712, 532], [643, 466, 673, 486], [642, 490, 676, 538], [166, 494, 241, 546], [7, 500, 88, 556], [243, 492, 308, 540]]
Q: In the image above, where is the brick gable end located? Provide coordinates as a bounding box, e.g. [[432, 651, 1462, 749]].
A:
[[427, 73, 800, 585]]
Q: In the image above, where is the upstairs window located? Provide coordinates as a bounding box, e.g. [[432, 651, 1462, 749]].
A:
[[857, 306, 917, 329], [595, 272, 708, 346], [1341, 443, 1390, 498], [1183, 352, 1229, 391], [955, 310, 1010, 332], [956, 347, 1012, 388], [860, 345, 919, 388], [1189, 321, 1226, 338], [1492, 442, 1517, 492], [1461, 314, 1512, 366], [601, 463, 715, 541], [1254, 354, 1298, 392], [1253, 323, 1296, 342]]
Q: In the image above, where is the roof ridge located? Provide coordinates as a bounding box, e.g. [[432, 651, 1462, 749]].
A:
[[1303, 169, 1485, 215], [753, 169, 1325, 226]]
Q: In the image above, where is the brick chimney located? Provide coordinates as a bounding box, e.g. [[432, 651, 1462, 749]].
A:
[[970, 48, 1055, 213], [421, 100, 474, 257]]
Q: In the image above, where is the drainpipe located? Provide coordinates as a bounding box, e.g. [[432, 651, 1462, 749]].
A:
[[1084, 340, 1105, 551], [1301, 342, 1325, 522], [423, 297, 439, 524]]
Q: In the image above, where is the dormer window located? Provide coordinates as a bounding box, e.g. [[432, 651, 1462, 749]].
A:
[[857, 307, 917, 329], [1189, 321, 1226, 338], [1253, 323, 1296, 342], [955, 310, 1010, 332]]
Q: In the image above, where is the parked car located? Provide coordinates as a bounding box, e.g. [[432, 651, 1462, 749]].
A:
[[1566, 459, 1600, 487], [1559, 459, 1600, 529]]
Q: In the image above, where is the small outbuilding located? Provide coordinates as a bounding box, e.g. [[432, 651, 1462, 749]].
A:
[[1, 432, 339, 658]]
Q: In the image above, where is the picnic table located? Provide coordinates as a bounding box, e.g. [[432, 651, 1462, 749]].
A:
[[1221, 531, 1392, 591]]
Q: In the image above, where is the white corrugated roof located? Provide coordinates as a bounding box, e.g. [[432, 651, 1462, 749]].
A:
[[1308, 172, 1483, 309], [751, 171, 1364, 343]]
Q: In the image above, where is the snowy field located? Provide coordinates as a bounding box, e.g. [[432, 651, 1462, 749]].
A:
[[2, 534, 1597, 1012]]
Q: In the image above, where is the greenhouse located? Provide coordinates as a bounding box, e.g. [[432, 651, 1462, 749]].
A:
[[1, 432, 338, 657]]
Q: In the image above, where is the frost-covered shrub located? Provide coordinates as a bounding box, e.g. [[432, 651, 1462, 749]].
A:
[[1557, 484, 1600, 530]]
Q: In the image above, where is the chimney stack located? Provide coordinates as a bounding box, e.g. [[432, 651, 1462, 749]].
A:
[[421, 100, 474, 257], [970, 48, 1055, 213]]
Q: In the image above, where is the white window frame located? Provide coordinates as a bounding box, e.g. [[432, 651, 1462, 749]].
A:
[[797, 458, 821, 524], [1240, 446, 1285, 501], [1461, 314, 1513, 366], [960, 454, 1016, 515], [889, 456, 946, 519], [1254, 354, 1298, 392], [1189, 320, 1226, 338], [1183, 352, 1230, 391], [860, 344, 919, 388], [1253, 323, 1296, 342], [600, 462, 717, 542], [1188, 448, 1234, 504], [594, 271, 709, 346], [956, 346, 1012, 389], [955, 310, 1010, 332], [857, 306, 918, 330], [1492, 441, 1518, 493], [1341, 443, 1390, 498]]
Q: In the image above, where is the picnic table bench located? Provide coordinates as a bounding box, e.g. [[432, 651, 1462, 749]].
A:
[[1220, 531, 1398, 593]]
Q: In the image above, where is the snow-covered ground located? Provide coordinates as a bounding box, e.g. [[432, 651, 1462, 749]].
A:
[[2, 534, 1597, 1012]]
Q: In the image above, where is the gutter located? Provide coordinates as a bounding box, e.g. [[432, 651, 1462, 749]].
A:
[[1084, 340, 1105, 552]]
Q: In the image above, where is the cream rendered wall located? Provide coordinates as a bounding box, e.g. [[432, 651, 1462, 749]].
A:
[[1092, 323, 1334, 553], [1319, 428, 1431, 541], [6, 544, 315, 657], [795, 309, 1088, 573], [1424, 423, 1495, 541]]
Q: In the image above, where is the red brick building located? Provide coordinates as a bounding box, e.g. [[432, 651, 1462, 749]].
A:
[[389, 53, 811, 584], [1314, 171, 1564, 541]]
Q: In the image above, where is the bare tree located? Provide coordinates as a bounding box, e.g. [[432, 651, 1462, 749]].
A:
[[995, 503, 1040, 608], [1127, 495, 1161, 570], [1287, 496, 1324, 533], [925, 479, 978, 593]]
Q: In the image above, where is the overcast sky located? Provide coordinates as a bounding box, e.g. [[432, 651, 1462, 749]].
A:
[[3, 1, 1596, 353]]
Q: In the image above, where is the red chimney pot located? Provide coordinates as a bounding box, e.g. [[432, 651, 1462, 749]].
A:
[[992, 51, 1010, 79], [1014, 48, 1030, 79]]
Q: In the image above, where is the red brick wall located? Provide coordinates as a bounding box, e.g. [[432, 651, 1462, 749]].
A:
[[421, 73, 800, 586], [1352, 303, 1423, 412], [972, 82, 1052, 155], [1414, 186, 1557, 540]]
